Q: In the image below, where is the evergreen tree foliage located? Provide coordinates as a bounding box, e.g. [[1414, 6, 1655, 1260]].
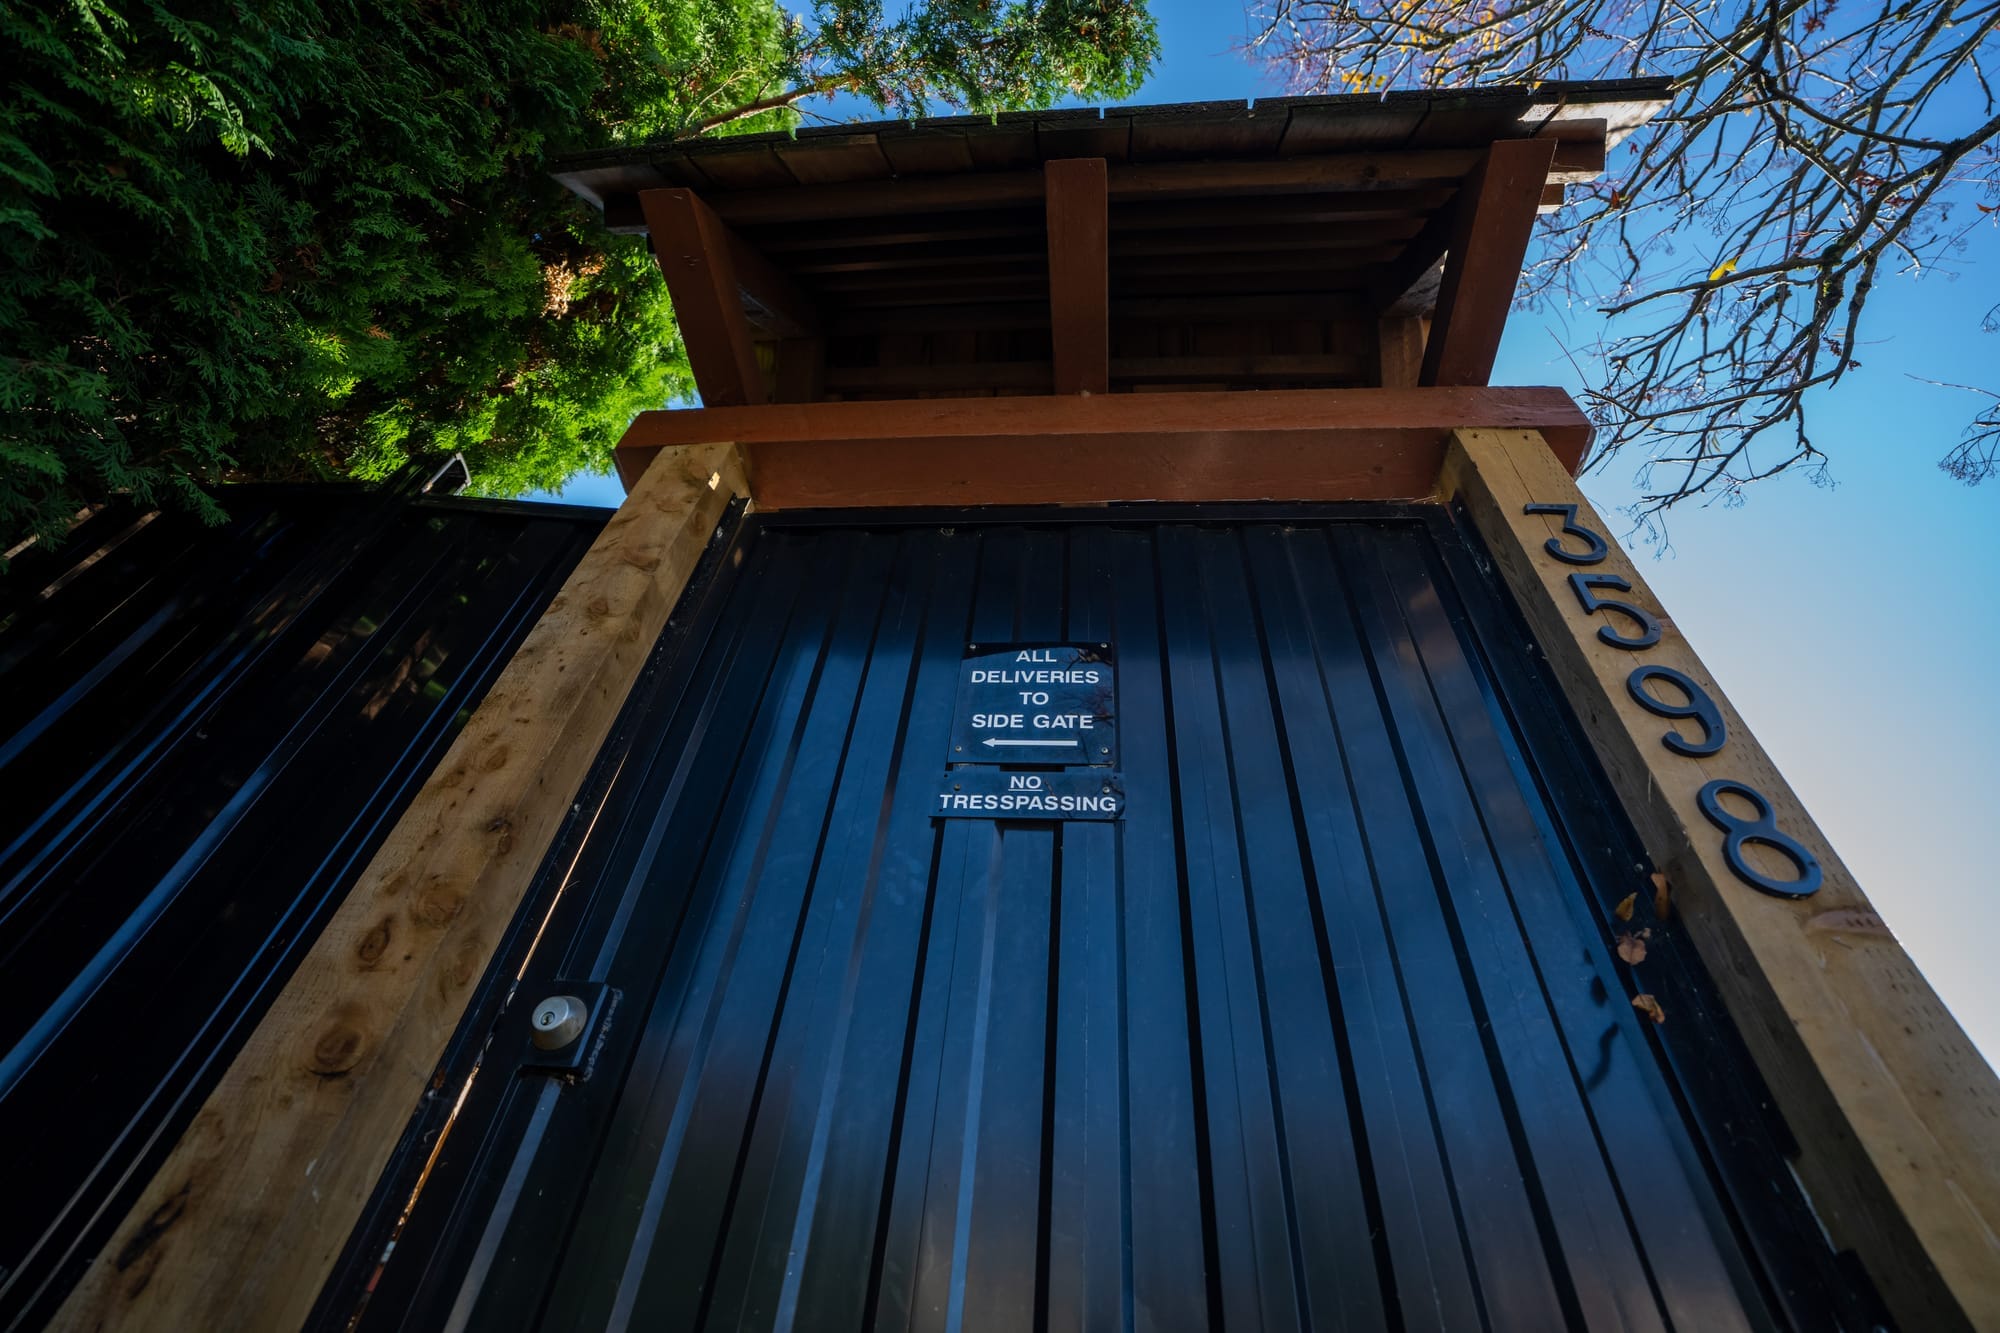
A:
[[1, 0, 1156, 549]]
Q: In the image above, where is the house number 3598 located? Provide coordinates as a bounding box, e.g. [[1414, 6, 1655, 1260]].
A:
[[1523, 503, 1823, 898]]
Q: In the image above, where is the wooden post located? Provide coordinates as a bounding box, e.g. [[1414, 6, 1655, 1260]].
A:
[[1045, 158, 1109, 396], [1419, 139, 1557, 387], [774, 336, 825, 404], [1376, 315, 1425, 388], [1440, 428, 2000, 1332], [640, 189, 767, 406], [54, 442, 751, 1333]]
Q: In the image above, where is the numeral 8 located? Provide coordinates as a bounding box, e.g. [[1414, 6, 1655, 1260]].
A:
[[1697, 780, 1823, 898]]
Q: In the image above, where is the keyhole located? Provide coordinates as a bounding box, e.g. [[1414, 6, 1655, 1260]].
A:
[[540, 1008, 556, 1024]]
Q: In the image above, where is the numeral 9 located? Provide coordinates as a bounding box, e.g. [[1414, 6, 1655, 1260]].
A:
[[1626, 665, 1727, 757]]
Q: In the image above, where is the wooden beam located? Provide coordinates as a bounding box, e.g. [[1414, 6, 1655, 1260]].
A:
[[1541, 117, 1608, 183], [602, 134, 1599, 235], [821, 362, 1055, 394], [1370, 199, 1456, 318], [819, 354, 1369, 397], [1376, 315, 1425, 388], [826, 292, 1371, 336], [1110, 190, 1456, 231], [724, 230, 819, 340], [809, 256, 1047, 292], [838, 279, 1051, 309], [1420, 138, 1558, 387], [1116, 219, 1425, 256], [54, 442, 751, 1333], [1046, 158, 1109, 396], [1109, 271, 1364, 299], [786, 239, 1044, 275], [589, 131, 1604, 232], [705, 170, 1046, 227], [774, 336, 824, 403], [1108, 151, 1481, 201], [614, 387, 1591, 509], [754, 217, 1044, 253], [694, 149, 1554, 227], [1114, 293, 1371, 322], [830, 302, 1052, 335], [1440, 428, 2000, 1333], [1113, 246, 1402, 278], [640, 188, 766, 406], [1112, 353, 1366, 384]]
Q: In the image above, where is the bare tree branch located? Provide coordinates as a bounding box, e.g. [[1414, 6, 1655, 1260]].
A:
[[1250, 0, 2000, 515]]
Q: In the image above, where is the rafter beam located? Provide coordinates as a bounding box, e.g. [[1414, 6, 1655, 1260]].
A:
[[1045, 158, 1110, 396], [639, 188, 766, 407], [1419, 138, 1558, 387], [638, 187, 822, 405]]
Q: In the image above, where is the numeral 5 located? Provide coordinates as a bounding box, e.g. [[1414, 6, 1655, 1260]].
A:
[[1569, 574, 1661, 649]]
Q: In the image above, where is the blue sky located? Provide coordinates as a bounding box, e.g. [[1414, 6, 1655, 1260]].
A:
[[541, 0, 2000, 1066]]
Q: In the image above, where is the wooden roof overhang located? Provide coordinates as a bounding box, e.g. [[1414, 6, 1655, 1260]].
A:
[[554, 82, 1669, 506]]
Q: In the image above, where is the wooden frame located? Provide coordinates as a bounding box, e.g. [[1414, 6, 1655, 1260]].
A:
[[54, 444, 750, 1333], [1441, 428, 2000, 1332], [614, 387, 1592, 507]]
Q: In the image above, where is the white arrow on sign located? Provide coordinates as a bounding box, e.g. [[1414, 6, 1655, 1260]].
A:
[[981, 737, 1079, 749]]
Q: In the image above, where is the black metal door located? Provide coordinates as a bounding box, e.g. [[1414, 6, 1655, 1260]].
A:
[[340, 508, 1874, 1333]]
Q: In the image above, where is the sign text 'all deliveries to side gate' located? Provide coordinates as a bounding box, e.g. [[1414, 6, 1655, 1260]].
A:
[[937, 645, 1122, 821]]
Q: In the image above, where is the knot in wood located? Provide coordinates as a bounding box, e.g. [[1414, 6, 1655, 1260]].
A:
[[309, 1023, 367, 1077], [412, 877, 465, 927], [356, 916, 394, 968]]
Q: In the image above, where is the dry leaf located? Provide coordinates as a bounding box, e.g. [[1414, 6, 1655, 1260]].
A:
[[1632, 994, 1667, 1024], [1614, 893, 1637, 922], [1616, 933, 1648, 966], [1651, 872, 1672, 921]]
